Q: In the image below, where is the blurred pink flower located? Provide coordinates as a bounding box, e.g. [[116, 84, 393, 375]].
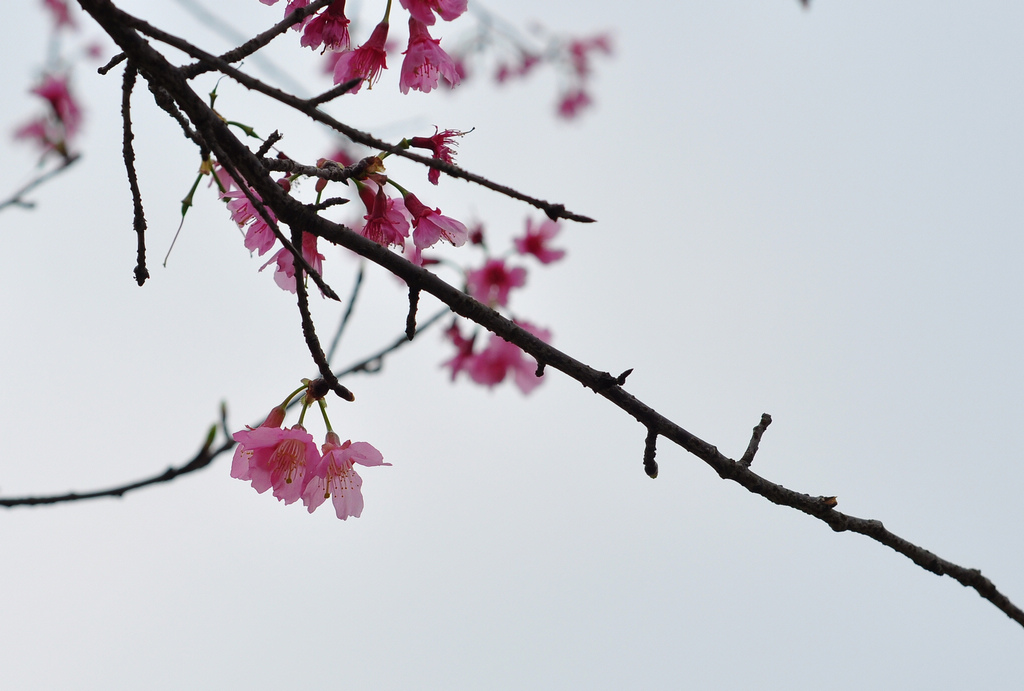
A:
[[302, 431, 389, 520], [514, 217, 565, 264], [468, 321, 551, 394], [400, 18, 461, 94], [466, 258, 526, 307], [399, 0, 467, 26]]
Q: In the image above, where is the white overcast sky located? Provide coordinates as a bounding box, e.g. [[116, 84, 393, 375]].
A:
[[2, 1, 1024, 688]]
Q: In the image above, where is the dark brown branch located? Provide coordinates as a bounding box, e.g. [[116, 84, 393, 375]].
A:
[[306, 78, 362, 107], [643, 428, 659, 479], [99, 7, 594, 223], [406, 287, 420, 340], [181, 0, 332, 78], [121, 63, 149, 286], [739, 413, 773, 467], [337, 307, 451, 377], [0, 428, 232, 507], [293, 227, 355, 402]]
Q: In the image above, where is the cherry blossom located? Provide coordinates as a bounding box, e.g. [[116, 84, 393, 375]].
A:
[[403, 191, 468, 249], [399, 0, 467, 26], [302, 431, 389, 520], [400, 18, 461, 94], [467, 321, 551, 394], [332, 20, 389, 91], [300, 0, 350, 52], [466, 258, 526, 307], [43, 0, 76, 30], [33, 74, 81, 137], [407, 127, 466, 185], [359, 185, 410, 248], [260, 232, 326, 293], [221, 187, 277, 255], [514, 217, 565, 264], [232, 410, 321, 505], [442, 323, 476, 381]]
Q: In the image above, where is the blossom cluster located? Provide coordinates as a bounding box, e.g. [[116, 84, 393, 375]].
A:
[[441, 216, 565, 394], [231, 384, 388, 520], [261, 0, 465, 94], [13, 1, 91, 158]]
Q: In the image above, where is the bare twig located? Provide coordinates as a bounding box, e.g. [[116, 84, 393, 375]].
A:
[[0, 154, 81, 212], [739, 413, 773, 467]]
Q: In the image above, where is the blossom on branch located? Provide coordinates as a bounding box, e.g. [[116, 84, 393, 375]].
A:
[[468, 321, 551, 394], [400, 18, 461, 94], [359, 185, 410, 248], [332, 20, 389, 91], [466, 258, 526, 307], [260, 232, 326, 293], [403, 191, 468, 249], [300, 0, 350, 52], [407, 127, 466, 185], [232, 410, 321, 505], [399, 0, 467, 26], [514, 217, 565, 264], [302, 431, 389, 520]]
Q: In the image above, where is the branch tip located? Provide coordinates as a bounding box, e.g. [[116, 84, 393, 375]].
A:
[[643, 428, 659, 479], [739, 412, 773, 467]]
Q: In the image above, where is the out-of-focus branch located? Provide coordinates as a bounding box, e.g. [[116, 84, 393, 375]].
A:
[[0, 154, 81, 213]]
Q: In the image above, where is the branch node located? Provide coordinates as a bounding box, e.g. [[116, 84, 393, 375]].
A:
[[535, 360, 546, 377], [615, 368, 633, 386], [643, 428, 659, 479], [739, 413, 773, 467]]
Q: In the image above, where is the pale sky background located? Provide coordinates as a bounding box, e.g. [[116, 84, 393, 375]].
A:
[[2, 1, 1023, 688]]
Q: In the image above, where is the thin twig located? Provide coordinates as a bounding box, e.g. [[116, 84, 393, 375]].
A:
[[739, 413, 773, 467], [121, 62, 149, 286], [0, 154, 81, 212], [327, 264, 364, 363]]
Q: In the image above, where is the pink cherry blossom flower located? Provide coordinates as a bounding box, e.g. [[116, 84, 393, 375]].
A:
[[300, 0, 350, 51], [466, 258, 526, 307], [332, 20, 389, 91], [232, 410, 321, 505], [514, 217, 565, 264], [399, 0, 467, 25], [43, 0, 76, 29], [260, 232, 326, 293], [441, 323, 477, 380], [567, 34, 613, 78], [32, 74, 82, 137], [403, 192, 468, 249], [557, 88, 593, 119], [302, 431, 389, 520], [407, 127, 466, 185], [400, 18, 461, 94], [468, 321, 551, 394], [359, 186, 410, 248], [221, 188, 278, 255]]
